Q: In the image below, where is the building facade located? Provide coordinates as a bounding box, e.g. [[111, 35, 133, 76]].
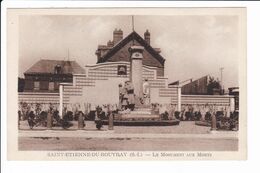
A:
[[19, 30, 178, 105], [23, 60, 85, 92], [95, 29, 165, 76], [181, 76, 209, 95]]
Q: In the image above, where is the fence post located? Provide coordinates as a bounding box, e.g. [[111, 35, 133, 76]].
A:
[[47, 112, 52, 130]]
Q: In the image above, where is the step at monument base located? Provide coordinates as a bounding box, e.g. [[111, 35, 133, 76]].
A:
[[115, 114, 160, 120], [130, 111, 152, 115], [130, 107, 152, 115]]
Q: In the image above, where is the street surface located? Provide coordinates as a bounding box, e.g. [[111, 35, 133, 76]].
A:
[[19, 137, 238, 151], [18, 121, 238, 151], [19, 120, 210, 134]]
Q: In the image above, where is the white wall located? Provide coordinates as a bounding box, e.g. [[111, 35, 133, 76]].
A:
[[150, 88, 171, 104], [81, 78, 128, 105]]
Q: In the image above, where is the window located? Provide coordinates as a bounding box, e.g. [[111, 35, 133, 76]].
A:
[[34, 81, 40, 91], [24, 79, 34, 90], [54, 82, 59, 91], [49, 82, 54, 91], [54, 65, 62, 74], [117, 65, 127, 75], [40, 81, 49, 90]]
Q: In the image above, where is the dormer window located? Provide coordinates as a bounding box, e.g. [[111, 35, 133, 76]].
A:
[[54, 65, 62, 74]]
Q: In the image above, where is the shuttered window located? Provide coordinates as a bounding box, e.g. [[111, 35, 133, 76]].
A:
[[40, 81, 49, 90], [34, 81, 40, 91], [49, 82, 54, 91], [54, 82, 59, 91], [24, 80, 34, 90]]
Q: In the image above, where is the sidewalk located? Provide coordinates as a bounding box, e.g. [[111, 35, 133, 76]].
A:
[[19, 129, 238, 139], [19, 121, 238, 139]]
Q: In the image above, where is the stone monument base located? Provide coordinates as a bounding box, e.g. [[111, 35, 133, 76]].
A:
[[117, 107, 158, 120], [106, 105, 180, 126], [99, 119, 180, 126], [102, 105, 180, 126]]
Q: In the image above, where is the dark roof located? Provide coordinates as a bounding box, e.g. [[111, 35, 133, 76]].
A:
[[168, 80, 180, 86], [97, 31, 165, 66], [24, 59, 85, 75]]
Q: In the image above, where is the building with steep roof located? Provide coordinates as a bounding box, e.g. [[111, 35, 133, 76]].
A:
[[95, 29, 165, 76], [23, 59, 85, 92], [19, 29, 176, 105]]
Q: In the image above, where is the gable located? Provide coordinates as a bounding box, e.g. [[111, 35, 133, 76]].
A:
[[107, 39, 164, 68], [97, 31, 165, 68]]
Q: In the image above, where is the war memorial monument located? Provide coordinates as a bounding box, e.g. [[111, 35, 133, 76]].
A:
[[15, 14, 242, 155]]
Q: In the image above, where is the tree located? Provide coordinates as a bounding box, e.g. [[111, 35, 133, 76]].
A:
[[207, 76, 221, 95]]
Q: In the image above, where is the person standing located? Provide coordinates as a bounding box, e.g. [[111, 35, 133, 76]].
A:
[[118, 83, 124, 110], [121, 82, 129, 110], [126, 81, 135, 111], [143, 78, 150, 105], [95, 106, 103, 130]]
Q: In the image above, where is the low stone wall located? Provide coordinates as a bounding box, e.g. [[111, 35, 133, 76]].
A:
[[150, 87, 179, 104], [18, 92, 60, 104], [180, 95, 233, 106], [19, 92, 234, 109]]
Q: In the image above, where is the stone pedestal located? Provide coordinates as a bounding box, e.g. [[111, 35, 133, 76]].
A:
[[129, 46, 144, 99]]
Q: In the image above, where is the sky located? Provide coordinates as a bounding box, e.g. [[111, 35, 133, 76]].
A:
[[19, 15, 240, 89]]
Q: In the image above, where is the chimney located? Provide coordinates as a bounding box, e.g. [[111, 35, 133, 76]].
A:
[[107, 40, 114, 47], [144, 29, 150, 45], [113, 28, 123, 44]]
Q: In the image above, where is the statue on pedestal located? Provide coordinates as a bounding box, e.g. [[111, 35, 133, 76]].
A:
[[118, 83, 124, 109], [125, 81, 135, 111], [119, 81, 135, 111]]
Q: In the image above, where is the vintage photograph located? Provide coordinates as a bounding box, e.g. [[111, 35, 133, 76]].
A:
[[7, 8, 246, 160]]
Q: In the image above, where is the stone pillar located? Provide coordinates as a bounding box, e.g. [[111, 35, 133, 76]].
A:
[[201, 112, 205, 121], [129, 46, 144, 99], [177, 87, 181, 112], [78, 112, 84, 130], [230, 97, 235, 112], [211, 112, 217, 131], [59, 84, 63, 118]]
